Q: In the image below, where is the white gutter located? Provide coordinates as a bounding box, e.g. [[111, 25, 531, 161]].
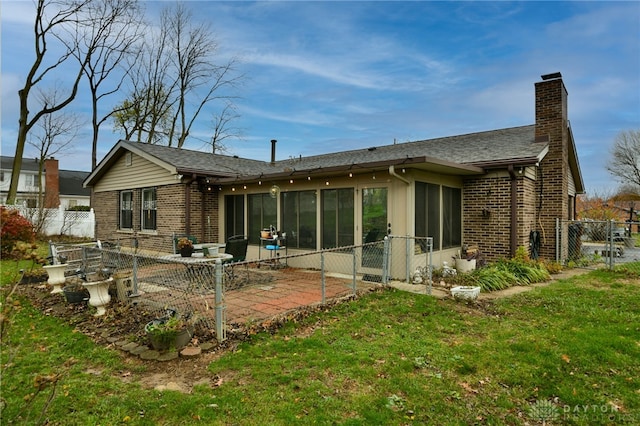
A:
[[389, 165, 410, 185]]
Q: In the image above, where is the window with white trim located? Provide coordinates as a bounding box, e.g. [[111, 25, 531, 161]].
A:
[[120, 191, 133, 230], [141, 188, 157, 231]]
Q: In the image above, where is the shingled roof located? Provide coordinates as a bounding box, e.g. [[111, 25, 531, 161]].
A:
[[85, 125, 549, 187]]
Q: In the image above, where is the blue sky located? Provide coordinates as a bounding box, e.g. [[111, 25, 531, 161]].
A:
[[2, 1, 639, 194]]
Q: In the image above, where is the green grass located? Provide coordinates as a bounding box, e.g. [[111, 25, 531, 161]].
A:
[[2, 255, 639, 424]]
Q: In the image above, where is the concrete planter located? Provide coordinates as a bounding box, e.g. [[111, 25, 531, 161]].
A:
[[455, 258, 477, 273], [451, 286, 481, 301], [43, 264, 68, 293], [83, 278, 113, 316]]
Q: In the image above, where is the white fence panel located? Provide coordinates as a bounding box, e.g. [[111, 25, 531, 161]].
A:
[[5, 205, 95, 239]]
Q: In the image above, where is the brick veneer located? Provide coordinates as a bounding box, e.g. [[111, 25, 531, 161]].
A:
[[92, 182, 220, 253], [463, 75, 571, 262]]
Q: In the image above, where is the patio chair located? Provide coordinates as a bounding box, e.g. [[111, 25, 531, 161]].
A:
[[224, 236, 249, 263], [222, 236, 249, 287]]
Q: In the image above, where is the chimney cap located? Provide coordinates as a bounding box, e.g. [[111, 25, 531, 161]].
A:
[[541, 72, 562, 81]]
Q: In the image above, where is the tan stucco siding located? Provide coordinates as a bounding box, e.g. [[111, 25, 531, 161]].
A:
[[93, 152, 177, 192]]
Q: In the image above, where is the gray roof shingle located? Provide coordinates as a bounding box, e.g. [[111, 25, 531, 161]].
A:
[[117, 124, 544, 180]]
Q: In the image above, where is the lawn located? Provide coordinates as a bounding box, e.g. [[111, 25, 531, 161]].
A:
[[1, 256, 639, 425]]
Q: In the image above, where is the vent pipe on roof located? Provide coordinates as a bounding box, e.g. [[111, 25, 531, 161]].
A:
[[270, 139, 277, 164]]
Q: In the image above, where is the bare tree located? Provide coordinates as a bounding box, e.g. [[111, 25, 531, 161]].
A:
[[6, 0, 92, 205], [25, 86, 81, 234], [607, 129, 640, 190], [112, 26, 177, 144], [209, 101, 242, 154], [76, 0, 144, 169], [164, 3, 242, 148], [113, 3, 242, 148]]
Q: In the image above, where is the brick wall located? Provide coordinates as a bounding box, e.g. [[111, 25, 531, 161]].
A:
[[92, 182, 220, 253], [463, 170, 542, 262], [463, 174, 512, 261]]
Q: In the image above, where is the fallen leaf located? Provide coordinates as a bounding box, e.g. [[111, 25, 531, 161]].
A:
[[561, 354, 570, 363], [460, 382, 479, 394]]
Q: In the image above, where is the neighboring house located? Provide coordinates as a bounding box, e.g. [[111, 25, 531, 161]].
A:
[[1, 156, 91, 209], [84, 73, 584, 271]]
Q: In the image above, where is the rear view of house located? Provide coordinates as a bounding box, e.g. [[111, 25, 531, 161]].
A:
[[84, 73, 583, 269]]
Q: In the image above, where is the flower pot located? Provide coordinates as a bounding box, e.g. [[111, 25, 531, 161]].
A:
[[83, 277, 113, 316], [455, 258, 476, 273], [43, 264, 68, 293], [180, 246, 194, 257], [451, 286, 481, 301], [145, 318, 193, 351]]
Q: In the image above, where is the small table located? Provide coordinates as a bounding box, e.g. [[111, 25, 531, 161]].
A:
[[259, 236, 287, 268], [160, 253, 235, 286]]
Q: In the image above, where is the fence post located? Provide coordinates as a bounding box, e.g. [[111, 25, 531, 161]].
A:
[[405, 236, 411, 283], [608, 220, 614, 270], [555, 218, 560, 263], [351, 247, 357, 295], [321, 252, 326, 304], [214, 260, 226, 342], [426, 237, 432, 295], [130, 236, 140, 297], [382, 236, 390, 285]]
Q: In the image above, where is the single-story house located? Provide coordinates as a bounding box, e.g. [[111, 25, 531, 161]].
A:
[[84, 73, 584, 273]]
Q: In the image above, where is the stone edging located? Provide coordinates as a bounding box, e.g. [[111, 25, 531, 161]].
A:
[[106, 335, 217, 361]]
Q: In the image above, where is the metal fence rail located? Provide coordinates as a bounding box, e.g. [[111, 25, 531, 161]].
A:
[[558, 219, 640, 272], [45, 235, 434, 343]]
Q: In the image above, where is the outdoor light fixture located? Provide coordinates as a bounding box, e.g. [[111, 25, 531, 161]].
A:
[[349, 172, 353, 178], [290, 179, 294, 184], [325, 181, 329, 186]]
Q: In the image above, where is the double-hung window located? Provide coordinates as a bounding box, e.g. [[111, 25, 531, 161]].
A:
[[141, 188, 157, 231], [120, 191, 133, 230]]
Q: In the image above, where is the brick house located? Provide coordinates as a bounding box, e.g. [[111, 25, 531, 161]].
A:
[[84, 73, 584, 269]]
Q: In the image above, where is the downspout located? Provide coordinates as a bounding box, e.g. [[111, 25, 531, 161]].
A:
[[508, 165, 517, 258], [388, 165, 410, 185], [184, 175, 196, 236]]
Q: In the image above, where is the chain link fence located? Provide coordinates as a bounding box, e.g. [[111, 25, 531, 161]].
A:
[[46, 235, 432, 343], [558, 219, 640, 272]]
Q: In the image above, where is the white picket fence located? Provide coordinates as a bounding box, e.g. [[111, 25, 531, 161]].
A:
[[4, 205, 95, 238]]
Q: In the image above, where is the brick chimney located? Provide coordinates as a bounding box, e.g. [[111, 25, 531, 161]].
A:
[[534, 73, 570, 260], [44, 157, 60, 208]]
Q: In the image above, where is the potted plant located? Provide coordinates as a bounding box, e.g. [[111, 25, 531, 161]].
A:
[[145, 310, 196, 351], [177, 237, 194, 257]]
